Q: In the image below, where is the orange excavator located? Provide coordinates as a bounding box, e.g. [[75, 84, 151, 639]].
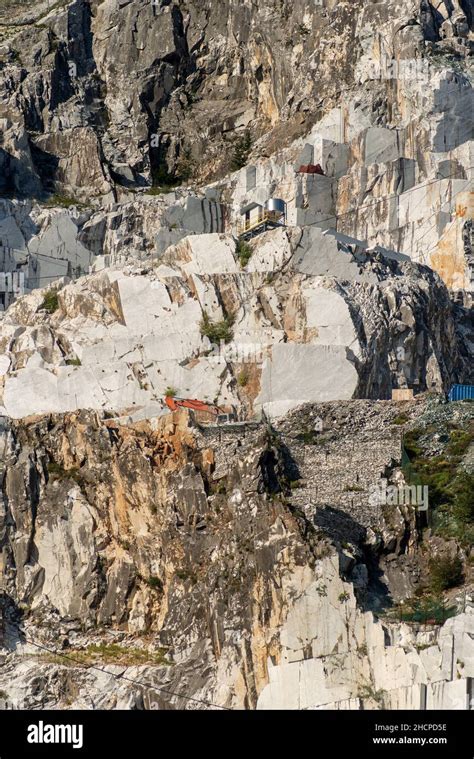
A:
[[164, 395, 222, 417]]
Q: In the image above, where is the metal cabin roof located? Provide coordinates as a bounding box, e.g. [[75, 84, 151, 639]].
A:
[[240, 201, 264, 215]]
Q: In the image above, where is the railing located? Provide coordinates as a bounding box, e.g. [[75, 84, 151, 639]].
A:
[[236, 210, 284, 236]]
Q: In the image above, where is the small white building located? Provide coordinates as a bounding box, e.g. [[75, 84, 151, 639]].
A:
[[237, 198, 287, 240]]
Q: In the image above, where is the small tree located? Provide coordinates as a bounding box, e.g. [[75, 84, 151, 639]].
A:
[[429, 555, 464, 594], [175, 147, 196, 182], [230, 130, 252, 171], [150, 161, 178, 191]]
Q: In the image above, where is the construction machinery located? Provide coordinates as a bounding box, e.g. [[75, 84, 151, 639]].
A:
[[164, 396, 235, 424]]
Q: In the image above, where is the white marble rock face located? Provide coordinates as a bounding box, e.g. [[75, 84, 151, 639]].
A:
[[256, 557, 474, 710], [0, 0, 472, 715], [0, 224, 469, 420]]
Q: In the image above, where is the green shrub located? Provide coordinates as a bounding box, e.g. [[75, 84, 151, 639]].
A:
[[165, 386, 177, 398], [237, 369, 249, 387], [446, 429, 474, 458], [40, 289, 59, 313], [357, 684, 386, 705], [147, 576, 163, 591], [289, 479, 303, 490], [230, 130, 252, 171], [394, 594, 457, 625], [236, 240, 253, 268], [402, 425, 474, 536], [210, 480, 227, 495], [403, 429, 423, 459], [297, 430, 328, 445], [176, 569, 197, 583], [429, 555, 464, 594], [47, 461, 80, 482], [45, 194, 80, 209], [149, 162, 180, 192], [451, 472, 474, 524], [175, 147, 195, 182], [65, 357, 81, 366], [70, 643, 170, 666], [393, 414, 409, 425], [150, 151, 195, 190], [200, 312, 234, 344]]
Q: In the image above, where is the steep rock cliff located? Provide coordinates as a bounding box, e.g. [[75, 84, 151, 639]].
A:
[[0, 400, 473, 709]]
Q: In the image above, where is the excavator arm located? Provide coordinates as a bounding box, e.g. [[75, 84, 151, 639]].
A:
[[165, 396, 222, 415]]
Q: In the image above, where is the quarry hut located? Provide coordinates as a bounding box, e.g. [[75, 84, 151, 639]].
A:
[[237, 198, 287, 240]]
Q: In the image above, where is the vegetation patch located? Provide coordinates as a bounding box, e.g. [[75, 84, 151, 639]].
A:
[[297, 430, 330, 445], [174, 147, 195, 182], [393, 414, 409, 425], [146, 576, 163, 592], [446, 429, 473, 458], [39, 289, 59, 313], [47, 461, 81, 483], [200, 311, 234, 344], [230, 130, 252, 171], [402, 424, 474, 545], [358, 684, 386, 705], [402, 428, 424, 459], [236, 239, 253, 268], [44, 194, 85, 210], [429, 555, 464, 594], [148, 162, 181, 194], [210, 479, 227, 495], [383, 594, 457, 625], [57, 644, 171, 667], [289, 479, 304, 490], [237, 369, 249, 387], [176, 568, 197, 584]]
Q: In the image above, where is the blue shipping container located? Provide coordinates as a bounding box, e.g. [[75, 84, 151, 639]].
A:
[[448, 384, 474, 402]]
